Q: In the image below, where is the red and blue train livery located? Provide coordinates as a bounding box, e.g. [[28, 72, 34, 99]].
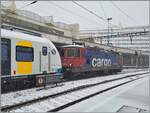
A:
[[59, 45, 123, 78]]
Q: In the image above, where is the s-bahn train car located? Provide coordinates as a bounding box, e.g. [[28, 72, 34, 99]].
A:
[[59, 45, 123, 78], [1, 29, 62, 93]]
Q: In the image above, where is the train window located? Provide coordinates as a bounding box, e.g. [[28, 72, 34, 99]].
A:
[[1, 38, 11, 75], [16, 46, 34, 62], [67, 48, 80, 57], [42, 46, 47, 56], [81, 50, 86, 57]]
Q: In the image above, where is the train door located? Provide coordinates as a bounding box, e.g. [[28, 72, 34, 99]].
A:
[[40, 46, 49, 74], [1, 38, 11, 75]]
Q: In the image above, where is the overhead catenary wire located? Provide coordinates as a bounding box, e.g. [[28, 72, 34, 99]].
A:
[[20, 1, 79, 24], [48, 1, 104, 27], [110, 1, 137, 23], [2, 1, 38, 22], [17, 1, 37, 10], [72, 1, 106, 22], [3, 1, 121, 29], [15, 1, 101, 28], [72, 1, 119, 27], [29, 4, 75, 24], [48, 1, 91, 24], [99, 1, 107, 19], [3, 1, 76, 27]]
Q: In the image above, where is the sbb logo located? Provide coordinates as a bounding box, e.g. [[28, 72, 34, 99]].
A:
[[92, 58, 111, 67]]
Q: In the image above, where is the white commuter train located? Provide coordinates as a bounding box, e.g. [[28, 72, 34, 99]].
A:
[[1, 29, 62, 92]]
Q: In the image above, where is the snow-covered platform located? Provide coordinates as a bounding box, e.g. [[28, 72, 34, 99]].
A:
[[60, 75, 149, 112]]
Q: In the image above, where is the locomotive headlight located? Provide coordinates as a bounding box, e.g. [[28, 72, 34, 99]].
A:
[[69, 63, 72, 66]]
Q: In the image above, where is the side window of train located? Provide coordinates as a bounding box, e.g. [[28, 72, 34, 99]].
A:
[[16, 46, 34, 62], [1, 38, 11, 75], [82, 50, 86, 57], [42, 46, 47, 56], [75, 48, 80, 57], [67, 48, 80, 57]]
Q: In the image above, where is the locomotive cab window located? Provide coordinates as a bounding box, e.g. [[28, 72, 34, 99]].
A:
[[67, 48, 80, 57], [81, 50, 86, 57], [16, 46, 34, 62], [42, 46, 47, 56]]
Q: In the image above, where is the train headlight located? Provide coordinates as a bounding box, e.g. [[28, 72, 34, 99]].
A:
[[69, 63, 72, 66]]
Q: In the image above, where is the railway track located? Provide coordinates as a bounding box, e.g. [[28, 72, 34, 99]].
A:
[[2, 69, 146, 107], [2, 69, 148, 107], [2, 68, 146, 94], [1, 71, 149, 112]]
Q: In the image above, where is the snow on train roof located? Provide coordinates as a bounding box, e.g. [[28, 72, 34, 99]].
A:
[[62, 45, 85, 48], [1, 29, 51, 44]]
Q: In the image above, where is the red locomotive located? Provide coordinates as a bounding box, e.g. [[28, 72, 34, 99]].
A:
[[59, 45, 123, 78]]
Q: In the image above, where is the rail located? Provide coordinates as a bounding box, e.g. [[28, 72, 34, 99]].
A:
[[1, 71, 149, 112]]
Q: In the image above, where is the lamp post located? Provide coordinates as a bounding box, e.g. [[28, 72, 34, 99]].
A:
[[107, 17, 112, 45]]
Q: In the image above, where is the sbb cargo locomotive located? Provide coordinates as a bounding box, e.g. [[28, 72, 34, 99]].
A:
[[1, 29, 62, 93], [59, 45, 123, 78]]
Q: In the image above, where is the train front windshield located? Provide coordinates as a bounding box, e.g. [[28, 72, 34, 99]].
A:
[[67, 48, 80, 57]]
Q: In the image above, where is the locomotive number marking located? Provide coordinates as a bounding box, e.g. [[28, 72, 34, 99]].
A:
[[92, 58, 111, 67]]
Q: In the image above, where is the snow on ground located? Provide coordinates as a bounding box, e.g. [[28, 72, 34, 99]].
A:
[[10, 73, 149, 112], [1, 68, 149, 107], [60, 75, 149, 112], [121, 68, 147, 73]]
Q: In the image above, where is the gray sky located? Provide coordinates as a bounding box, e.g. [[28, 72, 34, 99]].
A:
[[2, 1, 149, 30]]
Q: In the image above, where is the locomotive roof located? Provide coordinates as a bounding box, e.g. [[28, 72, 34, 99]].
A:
[[61, 45, 120, 53], [1, 29, 51, 44], [61, 45, 85, 48]]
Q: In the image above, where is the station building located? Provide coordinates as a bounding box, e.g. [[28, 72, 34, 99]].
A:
[[79, 26, 149, 52], [95, 36, 149, 52]]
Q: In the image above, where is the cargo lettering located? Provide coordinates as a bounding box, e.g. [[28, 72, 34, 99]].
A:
[[92, 58, 111, 67]]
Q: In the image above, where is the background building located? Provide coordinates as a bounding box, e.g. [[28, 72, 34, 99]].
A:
[[95, 36, 149, 52], [79, 26, 149, 52]]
